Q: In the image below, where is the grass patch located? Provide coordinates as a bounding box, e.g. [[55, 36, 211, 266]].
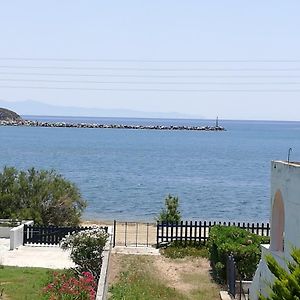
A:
[[160, 242, 209, 259], [0, 266, 59, 300], [109, 255, 186, 300], [109, 254, 221, 300], [181, 273, 221, 300]]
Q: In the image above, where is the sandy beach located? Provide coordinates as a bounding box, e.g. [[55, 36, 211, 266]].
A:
[[82, 219, 157, 247]]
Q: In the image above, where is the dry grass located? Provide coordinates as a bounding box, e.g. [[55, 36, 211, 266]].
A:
[[108, 254, 220, 300]]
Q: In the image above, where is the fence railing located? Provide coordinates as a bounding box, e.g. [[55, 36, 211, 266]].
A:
[[156, 221, 270, 247], [112, 220, 156, 247], [23, 224, 108, 245]]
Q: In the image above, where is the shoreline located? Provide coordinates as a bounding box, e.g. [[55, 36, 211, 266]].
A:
[[81, 218, 269, 226]]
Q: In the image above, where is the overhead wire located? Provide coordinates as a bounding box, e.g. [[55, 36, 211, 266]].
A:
[[1, 72, 300, 78], [1, 57, 300, 92], [1, 65, 300, 71], [1, 85, 300, 92], [0, 78, 300, 85], [0, 57, 300, 63]]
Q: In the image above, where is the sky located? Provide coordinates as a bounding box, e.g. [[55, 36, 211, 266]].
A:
[[0, 1, 300, 120]]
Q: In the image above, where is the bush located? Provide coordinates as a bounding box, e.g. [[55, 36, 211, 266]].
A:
[[61, 227, 109, 281], [259, 247, 300, 300], [160, 241, 209, 259], [0, 167, 86, 226], [207, 225, 269, 282], [43, 271, 97, 300], [157, 194, 181, 222]]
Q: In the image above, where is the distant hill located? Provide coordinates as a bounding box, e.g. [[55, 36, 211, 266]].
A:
[[0, 108, 23, 121], [0, 100, 203, 119]]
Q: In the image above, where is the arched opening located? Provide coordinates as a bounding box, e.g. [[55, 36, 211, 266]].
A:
[[270, 190, 285, 252]]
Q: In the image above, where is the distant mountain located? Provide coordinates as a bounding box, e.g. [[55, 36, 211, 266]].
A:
[[0, 100, 203, 119]]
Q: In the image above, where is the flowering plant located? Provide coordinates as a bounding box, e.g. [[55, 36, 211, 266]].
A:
[[43, 271, 96, 300], [61, 227, 109, 280]]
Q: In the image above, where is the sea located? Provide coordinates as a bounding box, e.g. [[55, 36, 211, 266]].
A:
[[1, 116, 300, 223]]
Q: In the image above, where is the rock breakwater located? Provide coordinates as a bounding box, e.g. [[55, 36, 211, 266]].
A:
[[0, 119, 225, 131]]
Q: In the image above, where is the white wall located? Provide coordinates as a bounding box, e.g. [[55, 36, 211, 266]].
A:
[[250, 161, 300, 299], [271, 161, 300, 254], [10, 220, 34, 250]]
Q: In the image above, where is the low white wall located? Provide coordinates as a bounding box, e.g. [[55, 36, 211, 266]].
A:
[[10, 220, 34, 250], [0, 227, 12, 238], [96, 226, 113, 300]]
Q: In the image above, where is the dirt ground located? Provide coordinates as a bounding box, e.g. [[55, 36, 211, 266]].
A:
[[107, 253, 221, 300]]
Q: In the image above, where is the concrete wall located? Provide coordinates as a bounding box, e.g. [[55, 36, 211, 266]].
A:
[[250, 161, 300, 299], [0, 227, 13, 238], [9, 220, 34, 250], [96, 226, 113, 300], [271, 161, 300, 254]]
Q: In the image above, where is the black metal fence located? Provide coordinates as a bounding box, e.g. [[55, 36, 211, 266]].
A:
[[23, 224, 108, 245], [227, 254, 236, 297], [156, 221, 270, 247], [227, 254, 250, 299]]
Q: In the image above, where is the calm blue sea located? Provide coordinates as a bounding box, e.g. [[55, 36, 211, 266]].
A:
[[1, 116, 300, 223]]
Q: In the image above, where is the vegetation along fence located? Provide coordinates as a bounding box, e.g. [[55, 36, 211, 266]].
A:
[[156, 221, 270, 247], [23, 224, 108, 245]]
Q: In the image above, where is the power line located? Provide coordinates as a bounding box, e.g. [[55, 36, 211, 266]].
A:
[[1, 72, 300, 78], [1, 57, 300, 63], [1, 65, 300, 71], [1, 85, 300, 92], [1, 78, 300, 85]]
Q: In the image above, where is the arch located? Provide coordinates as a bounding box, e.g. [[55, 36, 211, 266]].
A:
[[270, 190, 285, 252]]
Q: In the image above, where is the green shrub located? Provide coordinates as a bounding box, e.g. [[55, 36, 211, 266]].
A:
[[160, 241, 209, 259], [61, 227, 109, 281], [259, 247, 300, 300], [207, 225, 269, 282], [0, 167, 86, 226], [157, 194, 181, 222]]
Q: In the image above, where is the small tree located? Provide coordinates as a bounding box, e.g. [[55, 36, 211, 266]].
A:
[[157, 194, 181, 223], [0, 166, 86, 226], [259, 247, 300, 300]]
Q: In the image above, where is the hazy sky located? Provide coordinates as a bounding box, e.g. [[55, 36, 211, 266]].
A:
[[1, 1, 300, 120]]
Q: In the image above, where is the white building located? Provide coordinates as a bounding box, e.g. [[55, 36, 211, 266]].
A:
[[249, 160, 300, 299]]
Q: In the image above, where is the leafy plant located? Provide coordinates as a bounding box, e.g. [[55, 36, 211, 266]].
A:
[[61, 227, 108, 281], [0, 167, 86, 226], [207, 225, 269, 282], [157, 194, 181, 222], [42, 271, 96, 300], [259, 248, 300, 300], [160, 241, 209, 259]]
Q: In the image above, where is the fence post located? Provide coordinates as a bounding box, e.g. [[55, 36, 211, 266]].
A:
[[227, 254, 236, 297], [135, 222, 138, 247], [146, 223, 149, 247], [124, 222, 127, 247], [113, 220, 116, 248], [156, 221, 159, 248], [23, 224, 27, 245]]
